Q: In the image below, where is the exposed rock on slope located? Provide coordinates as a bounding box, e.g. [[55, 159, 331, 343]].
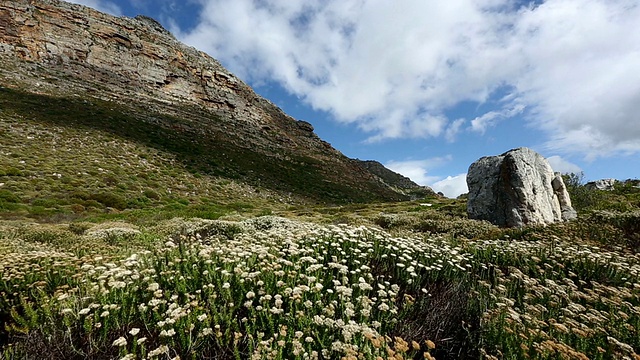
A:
[[0, 0, 417, 203], [354, 160, 437, 199], [586, 179, 616, 191], [466, 147, 577, 227]]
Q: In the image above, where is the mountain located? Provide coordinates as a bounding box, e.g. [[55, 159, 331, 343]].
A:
[[354, 160, 437, 199], [0, 0, 427, 218]]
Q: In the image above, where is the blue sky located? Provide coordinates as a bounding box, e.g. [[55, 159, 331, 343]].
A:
[[69, 0, 640, 197]]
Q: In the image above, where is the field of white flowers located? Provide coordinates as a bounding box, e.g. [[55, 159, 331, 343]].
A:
[[1, 216, 639, 359]]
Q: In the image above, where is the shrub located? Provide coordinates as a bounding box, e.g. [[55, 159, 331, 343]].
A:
[[155, 218, 246, 239], [4, 167, 23, 176], [86, 227, 141, 245], [373, 211, 498, 239], [575, 210, 640, 251], [68, 222, 92, 235], [563, 173, 639, 212], [374, 213, 415, 229], [10, 224, 80, 248], [257, 208, 273, 217], [0, 190, 20, 204], [415, 217, 497, 239], [126, 196, 150, 209], [89, 192, 128, 210], [31, 198, 64, 208], [68, 204, 85, 214], [143, 189, 160, 200]]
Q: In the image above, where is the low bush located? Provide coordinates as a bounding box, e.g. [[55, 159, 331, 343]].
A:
[[374, 210, 497, 239], [373, 213, 416, 229], [89, 192, 129, 210], [573, 210, 640, 251], [0, 190, 20, 204]]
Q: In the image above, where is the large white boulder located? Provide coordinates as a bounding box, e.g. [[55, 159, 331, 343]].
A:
[[467, 147, 577, 227]]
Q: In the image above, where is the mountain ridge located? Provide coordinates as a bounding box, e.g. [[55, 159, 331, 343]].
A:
[[354, 160, 436, 199]]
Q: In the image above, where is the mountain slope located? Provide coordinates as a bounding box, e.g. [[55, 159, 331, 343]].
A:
[[0, 0, 422, 214], [354, 160, 437, 199]]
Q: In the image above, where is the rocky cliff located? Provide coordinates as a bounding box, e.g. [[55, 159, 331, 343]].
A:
[[0, 0, 418, 203]]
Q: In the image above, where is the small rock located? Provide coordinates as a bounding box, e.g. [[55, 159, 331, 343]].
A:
[[297, 120, 314, 133], [585, 178, 616, 191]]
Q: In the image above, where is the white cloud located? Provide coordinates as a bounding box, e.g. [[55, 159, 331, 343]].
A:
[[384, 157, 452, 186], [431, 174, 469, 198], [512, 0, 640, 158], [66, 0, 122, 15], [469, 104, 526, 134], [546, 155, 582, 174], [384, 155, 468, 198], [445, 119, 466, 142], [178, 0, 640, 159]]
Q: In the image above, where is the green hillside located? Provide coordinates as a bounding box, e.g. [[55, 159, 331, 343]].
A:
[[0, 86, 408, 223]]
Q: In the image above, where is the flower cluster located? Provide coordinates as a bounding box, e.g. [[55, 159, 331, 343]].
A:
[[1, 215, 637, 359]]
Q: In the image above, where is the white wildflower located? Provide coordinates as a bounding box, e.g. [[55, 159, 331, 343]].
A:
[[112, 337, 127, 347], [148, 345, 168, 357], [160, 329, 176, 337]]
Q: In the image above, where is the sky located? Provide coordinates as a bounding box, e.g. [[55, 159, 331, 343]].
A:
[[68, 0, 640, 197]]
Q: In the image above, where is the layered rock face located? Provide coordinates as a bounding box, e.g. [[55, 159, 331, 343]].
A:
[[0, 0, 306, 136], [1, 1, 252, 115], [467, 147, 577, 227], [0, 0, 417, 202]]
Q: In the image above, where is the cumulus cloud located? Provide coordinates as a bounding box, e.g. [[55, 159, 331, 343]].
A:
[[431, 174, 469, 198], [384, 157, 468, 198], [66, 0, 122, 15], [546, 155, 582, 174], [513, 0, 640, 158], [178, 0, 640, 158]]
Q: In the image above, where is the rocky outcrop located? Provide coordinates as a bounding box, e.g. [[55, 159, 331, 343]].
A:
[[0, 0, 283, 130], [0, 0, 411, 203], [354, 160, 437, 199], [552, 174, 578, 221], [467, 147, 577, 227], [586, 179, 616, 191]]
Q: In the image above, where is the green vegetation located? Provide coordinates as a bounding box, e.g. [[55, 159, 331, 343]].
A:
[[563, 173, 640, 213], [0, 86, 403, 214], [0, 87, 291, 222], [561, 174, 640, 251], [1, 87, 639, 359], [0, 181, 639, 359]]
